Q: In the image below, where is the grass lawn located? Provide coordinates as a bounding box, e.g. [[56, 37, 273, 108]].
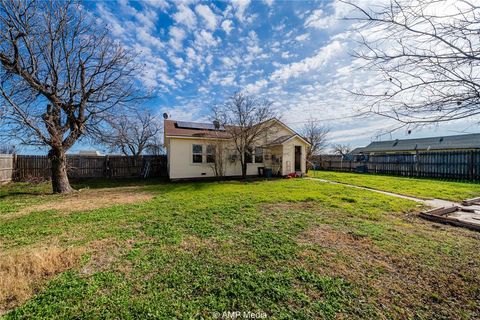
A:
[[311, 170, 480, 201], [1, 178, 479, 319]]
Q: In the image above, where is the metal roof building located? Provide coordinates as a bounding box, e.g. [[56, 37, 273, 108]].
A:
[[353, 133, 480, 154]]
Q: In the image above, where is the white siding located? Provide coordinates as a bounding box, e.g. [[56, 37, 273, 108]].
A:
[[168, 138, 265, 180], [167, 121, 309, 180]]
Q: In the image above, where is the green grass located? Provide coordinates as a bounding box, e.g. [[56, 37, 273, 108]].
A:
[[1, 178, 479, 319], [311, 170, 480, 201]]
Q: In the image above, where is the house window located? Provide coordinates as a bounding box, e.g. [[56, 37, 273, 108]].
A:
[[254, 147, 263, 163], [245, 147, 253, 163], [192, 144, 203, 163], [206, 145, 215, 163]]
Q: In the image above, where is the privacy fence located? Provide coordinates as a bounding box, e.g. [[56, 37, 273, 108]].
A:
[[0, 154, 167, 183], [313, 151, 480, 180]]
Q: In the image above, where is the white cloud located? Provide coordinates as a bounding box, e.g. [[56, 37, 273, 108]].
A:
[[170, 56, 184, 68], [304, 9, 334, 30], [245, 79, 268, 93], [173, 4, 197, 30], [271, 40, 343, 82], [195, 4, 219, 30], [142, 0, 169, 10], [194, 30, 220, 48], [219, 75, 236, 86], [221, 19, 233, 34], [304, 0, 385, 30], [263, 0, 274, 6], [231, 0, 251, 22], [169, 26, 186, 51], [295, 33, 310, 42], [221, 57, 236, 68]]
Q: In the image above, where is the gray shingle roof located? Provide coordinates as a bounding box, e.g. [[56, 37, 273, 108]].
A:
[[267, 135, 295, 146], [356, 133, 480, 153]]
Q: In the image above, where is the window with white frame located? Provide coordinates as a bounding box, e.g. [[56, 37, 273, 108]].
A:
[[254, 147, 263, 163], [192, 144, 203, 163], [206, 145, 215, 163]]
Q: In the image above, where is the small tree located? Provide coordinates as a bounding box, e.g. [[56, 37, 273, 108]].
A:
[[207, 139, 227, 178], [0, 1, 140, 193], [302, 119, 329, 170], [213, 92, 278, 179], [332, 144, 352, 157], [95, 109, 162, 157]]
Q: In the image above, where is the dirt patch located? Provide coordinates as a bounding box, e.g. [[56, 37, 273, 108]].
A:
[[0, 246, 84, 315], [178, 235, 247, 264], [80, 239, 134, 276], [8, 187, 154, 218], [296, 225, 480, 318]]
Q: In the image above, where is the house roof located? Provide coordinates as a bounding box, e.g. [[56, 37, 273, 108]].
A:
[[266, 135, 294, 146], [354, 133, 480, 153], [164, 118, 311, 145], [164, 120, 230, 139], [266, 134, 310, 146]]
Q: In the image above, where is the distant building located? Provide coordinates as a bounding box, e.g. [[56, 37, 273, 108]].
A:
[[351, 133, 480, 156], [77, 150, 103, 156]]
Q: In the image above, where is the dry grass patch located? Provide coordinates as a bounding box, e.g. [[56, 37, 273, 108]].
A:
[[7, 187, 154, 218], [297, 225, 480, 318], [0, 246, 84, 315]]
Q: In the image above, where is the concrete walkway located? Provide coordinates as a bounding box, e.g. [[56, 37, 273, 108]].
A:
[[307, 177, 480, 211], [308, 177, 480, 228]]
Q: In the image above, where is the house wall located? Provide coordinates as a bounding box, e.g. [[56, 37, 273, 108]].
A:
[[281, 136, 307, 175], [168, 137, 265, 180], [167, 121, 309, 180]]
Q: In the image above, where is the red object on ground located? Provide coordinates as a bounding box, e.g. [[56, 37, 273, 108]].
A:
[[286, 172, 298, 178]]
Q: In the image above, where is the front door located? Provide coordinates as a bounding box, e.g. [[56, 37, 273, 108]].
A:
[[294, 146, 301, 171]]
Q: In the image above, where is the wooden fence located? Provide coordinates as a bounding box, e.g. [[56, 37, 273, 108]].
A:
[[12, 154, 168, 181], [0, 154, 14, 183], [313, 150, 480, 180]]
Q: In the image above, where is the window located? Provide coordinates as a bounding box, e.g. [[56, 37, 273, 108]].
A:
[[192, 144, 203, 163], [254, 147, 263, 163], [245, 147, 253, 163], [206, 145, 215, 163]]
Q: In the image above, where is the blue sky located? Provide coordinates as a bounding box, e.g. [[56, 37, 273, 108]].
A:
[[63, 0, 478, 154]]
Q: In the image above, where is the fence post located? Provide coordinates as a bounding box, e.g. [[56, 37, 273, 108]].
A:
[[469, 150, 474, 180]]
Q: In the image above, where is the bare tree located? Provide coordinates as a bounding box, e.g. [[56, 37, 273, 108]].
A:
[[302, 119, 329, 169], [0, 144, 15, 154], [346, 0, 480, 126], [332, 144, 352, 157], [0, 0, 141, 193], [95, 109, 162, 157], [213, 92, 278, 179], [207, 138, 227, 178]]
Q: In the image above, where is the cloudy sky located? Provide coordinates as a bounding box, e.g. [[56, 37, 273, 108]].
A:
[[75, 0, 478, 153]]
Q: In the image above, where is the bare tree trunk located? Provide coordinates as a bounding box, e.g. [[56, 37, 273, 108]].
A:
[[48, 147, 73, 194], [241, 162, 247, 180]]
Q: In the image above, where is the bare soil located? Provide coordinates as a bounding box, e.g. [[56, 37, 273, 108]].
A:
[[7, 187, 154, 219]]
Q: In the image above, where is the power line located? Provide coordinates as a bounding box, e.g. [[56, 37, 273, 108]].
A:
[[282, 114, 365, 125]]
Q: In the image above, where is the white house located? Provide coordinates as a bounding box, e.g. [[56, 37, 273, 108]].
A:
[[164, 118, 310, 180]]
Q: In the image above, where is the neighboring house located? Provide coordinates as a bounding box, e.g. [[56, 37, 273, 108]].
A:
[[351, 133, 480, 157], [164, 118, 310, 180], [77, 150, 103, 156]]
